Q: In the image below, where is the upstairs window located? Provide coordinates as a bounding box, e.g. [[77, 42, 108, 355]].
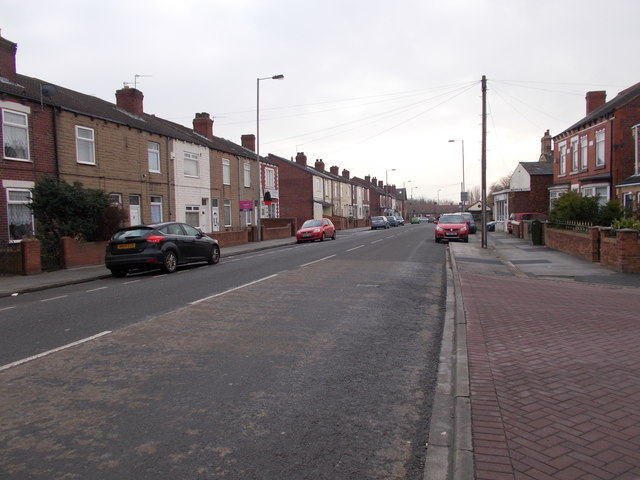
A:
[[148, 142, 161, 173], [223, 158, 231, 185], [580, 136, 588, 170], [244, 162, 251, 188], [3, 110, 29, 161], [265, 167, 275, 189], [558, 142, 567, 176], [184, 151, 199, 177], [595, 129, 605, 167], [76, 126, 95, 165], [570, 138, 579, 172]]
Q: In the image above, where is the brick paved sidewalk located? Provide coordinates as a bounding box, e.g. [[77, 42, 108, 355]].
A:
[[460, 272, 640, 480]]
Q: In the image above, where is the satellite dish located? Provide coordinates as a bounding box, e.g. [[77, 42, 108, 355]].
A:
[[40, 84, 57, 98]]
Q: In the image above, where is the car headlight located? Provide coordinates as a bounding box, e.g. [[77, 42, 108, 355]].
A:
[[313, 228, 321, 233], [436, 226, 443, 232], [461, 226, 468, 232]]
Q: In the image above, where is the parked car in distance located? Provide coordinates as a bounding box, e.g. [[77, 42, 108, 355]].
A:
[[105, 222, 220, 277], [387, 215, 398, 227], [395, 215, 405, 226], [460, 212, 477, 234], [411, 217, 420, 224], [486, 220, 497, 232], [370, 216, 390, 230], [434, 213, 469, 243], [507, 212, 543, 233], [296, 218, 336, 243]]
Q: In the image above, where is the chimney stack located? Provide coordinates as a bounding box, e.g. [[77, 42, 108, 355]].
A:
[[365, 175, 371, 184], [115, 86, 144, 116], [241, 134, 256, 152], [342, 169, 350, 179], [314, 159, 325, 172], [193, 112, 214, 139], [0, 34, 17, 83], [330, 165, 339, 175], [295, 152, 307, 166], [586, 91, 606, 115], [541, 129, 552, 160]]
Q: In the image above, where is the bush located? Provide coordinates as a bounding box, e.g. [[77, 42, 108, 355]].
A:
[[549, 191, 622, 227], [29, 177, 120, 242], [611, 217, 640, 230]]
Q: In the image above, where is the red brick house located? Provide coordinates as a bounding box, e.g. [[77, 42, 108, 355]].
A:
[[0, 35, 58, 242], [550, 82, 640, 207]]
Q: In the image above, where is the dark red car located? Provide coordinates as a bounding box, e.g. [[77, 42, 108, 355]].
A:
[[296, 218, 336, 243]]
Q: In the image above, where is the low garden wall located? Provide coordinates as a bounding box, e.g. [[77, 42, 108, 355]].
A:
[[543, 226, 600, 263], [62, 237, 105, 268]]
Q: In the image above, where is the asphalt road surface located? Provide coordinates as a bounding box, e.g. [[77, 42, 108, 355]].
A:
[[0, 224, 447, 479]]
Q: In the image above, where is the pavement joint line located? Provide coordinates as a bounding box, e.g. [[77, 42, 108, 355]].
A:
[[0, 331, 112, 372]]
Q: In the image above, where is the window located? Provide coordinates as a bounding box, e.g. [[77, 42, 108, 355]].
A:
[[182, 223, 201, 236], [580, 136, 588, 170], [7, 189, 33, 241], [184, 151, 199, 177], [223, 199, 231, 227], [148, 142, 161, 173], [244, 162, 251, 188], [558, 142, 567, 176], [150, 195, 163, 223], [265, 168, 275, 189], [223, 158, 230, 185], [245, 209, 252, 226], [76, 126, 95, 165], [3, 110, 29, 160], [185, 205, 199, 227], [108, 193, 122, 206], [570, 138, 579, 172], [582, 185, 609, 206], [595, 129, 605, 167]]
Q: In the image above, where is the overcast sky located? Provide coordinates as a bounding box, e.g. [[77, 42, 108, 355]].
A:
[[3, 0, 639, 202]]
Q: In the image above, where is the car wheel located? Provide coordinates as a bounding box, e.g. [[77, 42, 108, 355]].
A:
[[162, 250, 178, 273], [331, 231, 336, 240], [109, 267, 128, 278], [435, 238, 440, 243], [321, 232, 326, 242], [207, 244, 220, 265], [463, 237, 469, 243]]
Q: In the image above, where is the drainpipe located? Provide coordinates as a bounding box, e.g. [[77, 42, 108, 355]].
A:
[[166, 138, 173, 220]]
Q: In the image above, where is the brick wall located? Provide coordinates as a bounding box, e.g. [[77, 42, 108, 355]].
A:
[[544, 225, 600, 262], [21, 238, 41, 274], [62, 237, 105, 268], [600, 229, 640, 273]]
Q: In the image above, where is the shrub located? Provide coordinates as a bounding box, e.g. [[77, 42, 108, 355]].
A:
[[611, 217, 640, 230], [550, 191, 623, 227], [29, 177, 119, 242]]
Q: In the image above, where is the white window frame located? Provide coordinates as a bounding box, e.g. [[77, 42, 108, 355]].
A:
[[245, 209, 252, 226], [570, 137, 579, 173], [265, 167, 275, 189], [558, 142, 567, 176], [185, 205, 200, 227], [582, 184, 609, 206], [6, 188, 34, 242], [580, 136, 588, 170], [634, 125, 640, 175], [223, 158, 231, 185], [108, 193, 122, 206], [244, 162, 251, 188], [150, 195, 163, 223], [184, 151, 199, 177], [2, 109, 30, 161], [76, 126, 96, 165], [223, 199, 232, 227], [595, 129, 605, 167], [148, 141, 161, 173]]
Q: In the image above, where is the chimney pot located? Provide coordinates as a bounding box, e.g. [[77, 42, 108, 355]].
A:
[[193, 112, 214, 140], [295, 152, 307, 166], [314, 159, 325, 172]]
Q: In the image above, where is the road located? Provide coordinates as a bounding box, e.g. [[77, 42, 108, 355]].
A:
[[0, 224, 447, 479]]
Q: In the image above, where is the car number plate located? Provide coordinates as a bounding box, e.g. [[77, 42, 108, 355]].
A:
[[445, 232, 457, 237], [117, 243, 136, 249]]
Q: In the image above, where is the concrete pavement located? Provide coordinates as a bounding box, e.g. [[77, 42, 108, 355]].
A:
[[426, 230, 640, 479]]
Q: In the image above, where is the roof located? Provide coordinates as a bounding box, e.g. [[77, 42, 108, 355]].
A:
[[519, 162, 554, 176], [0, 74, 255, 159], [555, 82, 640, 138], [617, 174, 640, 187]]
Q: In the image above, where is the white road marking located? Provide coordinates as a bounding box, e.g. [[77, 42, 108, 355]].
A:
[[190, 274, 279, 305], [0, 306, 17, 312], [40, 295, 68, 303], [371, 239, 384, 244], [123, 280, 140, 284], [86, 286, 108, 292], [299, 255, 336, 267], [346, 245, 365, 252], [0, 331, 112, 372]]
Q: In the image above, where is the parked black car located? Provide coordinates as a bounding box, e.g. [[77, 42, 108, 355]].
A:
[[105, 222, 220, 277]]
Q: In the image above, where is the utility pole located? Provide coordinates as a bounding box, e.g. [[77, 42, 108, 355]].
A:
[[481, 75, 488, 249]]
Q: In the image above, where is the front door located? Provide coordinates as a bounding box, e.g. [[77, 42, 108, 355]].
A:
[[129, 195, 141, 225], [211, 198, 220, 232]]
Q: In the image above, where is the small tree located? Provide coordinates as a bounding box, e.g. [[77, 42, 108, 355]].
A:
[[29, 177, 120, 242], [549, 191, 622, 226]]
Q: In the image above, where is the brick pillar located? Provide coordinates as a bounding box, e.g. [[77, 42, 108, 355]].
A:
[[21, 239, 41, 275], [616, 229, 640, 273], [589, 227, 600, 263]]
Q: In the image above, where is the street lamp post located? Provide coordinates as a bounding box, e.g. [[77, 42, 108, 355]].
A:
[[386, 168, 395, 187], [256, 74, 284, 242], [448, 139, 465, 212]]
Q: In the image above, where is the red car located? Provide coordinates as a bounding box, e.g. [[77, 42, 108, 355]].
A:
[[296, 218, 336, 243], [434, 213, 469, 243]]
